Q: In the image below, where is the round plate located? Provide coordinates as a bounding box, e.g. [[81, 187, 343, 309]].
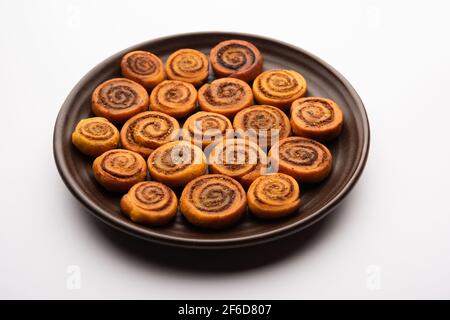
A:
[[53, 32, 370, 249]]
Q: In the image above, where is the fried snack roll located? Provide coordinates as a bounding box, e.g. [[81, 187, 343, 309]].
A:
[[71, 117, 119, 157], [182, 111, 234, 148], [269, 137, 332, 183], [208, 138, 267, 188], [198, 78, 253, 118], [247, 173, 301, 219], [91, 78, 149, 123], [233, 105, 291, 148], [180, 174, 247, 229], [92, 149, 147, 192], [165, 49, 209, 86], [150, 80, 197, 119], [120, 181, 178, 226], [120, 111, 180, 158], [147, 141, 207, 187], [290, 97, 344, 141], [120, 50, 165, 89], [253, 70, 307, 110], [210, 39, 263, 82]]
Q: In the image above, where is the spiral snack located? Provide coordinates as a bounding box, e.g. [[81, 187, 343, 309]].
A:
[[253, 70, 307, 110], [210, 39, 263, 82], [147, 141, 207, 187], [120, 111, 180, 158], [150, 80, 197, 119], [71, 117, 119, 157], [182, 111, 234, 148], [120, 50, 165, 89], [180, 174, 247, 229], [290, 97, 344, 141], [165, 49, 209, 86], [92, 149, 147, 192], [269, 137, 332, 183], [233, 105, 291, 148], [208, 138, 267, 188], [120, 181, 178, 226], [91, 78, 149, 123], [247, 173, 301, 219], [198, 78, 253, 118]]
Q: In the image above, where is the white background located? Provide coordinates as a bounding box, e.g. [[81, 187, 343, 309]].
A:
[[1, 0, 449, 299]]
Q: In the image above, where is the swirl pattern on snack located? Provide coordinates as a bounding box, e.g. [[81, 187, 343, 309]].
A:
[[182, 111, 234, 148], [180, 174, 247, 229], [198, 78, 253, 118], [247, 173, 301, 219], [121, 50, 165, 89], [71, 117, 119, 157], [150, 80, 197, 119], [120, 111, 180, 158], [120, 181, 178, 225], [233, 105, 291, 148], [93, 149, 147, 192], [147, 141, 207, 187], [210, 39, 263, 82], [165, 49, 209, 86], [91, 78, 149, 123], [253, 70, 307, 110], [290, 97, 343, 141], [208, 138, 267, 188], [269, 136, 332, 183]]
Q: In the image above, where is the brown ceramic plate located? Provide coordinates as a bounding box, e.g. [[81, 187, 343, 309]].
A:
[[53, 32, 370, 249]]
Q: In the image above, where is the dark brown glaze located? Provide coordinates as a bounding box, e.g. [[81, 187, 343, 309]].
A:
[[54, 32, 370, 248]]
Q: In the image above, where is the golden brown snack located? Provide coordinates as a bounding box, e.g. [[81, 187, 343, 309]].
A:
[[147, 141, 207, 187], [182, 111, 234, 148], [91, 78, 149, 123], [233, 105, 291, 148], [120, 181, 178, 226], [71, 117, 119, 157], [290, 97, 344, 141], [165, 49, 209, 86], [120, 50, 165, 89], [198, 78, 253, 118], [180, 174, 247, 229], [92, 149, 147, 192], [269, 137, 332, 183], [208, 138, 267, 188], [210, 39, 263, 82], [253, 70, 307, 110], [247, 173, 301, 219], [150, 80, 197, 119], [120, 111, 180, 158]]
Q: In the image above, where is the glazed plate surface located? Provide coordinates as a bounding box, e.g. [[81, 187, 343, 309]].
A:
[[53, 32, 370, 249]]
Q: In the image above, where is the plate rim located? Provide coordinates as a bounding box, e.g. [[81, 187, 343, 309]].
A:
[[53, 31, 370, 249]]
